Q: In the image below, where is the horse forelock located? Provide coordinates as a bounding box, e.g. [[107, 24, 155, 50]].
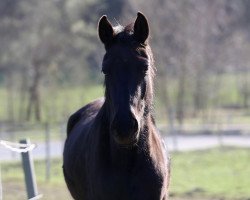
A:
[[105, 22, 155, 75], [113, 23, 133, 34], [113, 24, 124, 34]]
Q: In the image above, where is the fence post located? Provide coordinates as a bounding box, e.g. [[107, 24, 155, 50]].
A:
[[0, 125, 2, 200], [10, 131, 16, 159], [0, 165, 2, 200], [169, 109, 178, 151], [217, 123, 223, 148], [45, 122, 51, 182], [60, 122, 65, 152], [20, 139, 38, 199], [0, 123, 2, 140]]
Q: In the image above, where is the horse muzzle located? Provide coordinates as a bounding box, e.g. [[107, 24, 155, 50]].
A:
[[111, 112, 139, 146]]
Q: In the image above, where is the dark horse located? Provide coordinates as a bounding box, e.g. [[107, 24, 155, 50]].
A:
[[63, 12, 170, 200]]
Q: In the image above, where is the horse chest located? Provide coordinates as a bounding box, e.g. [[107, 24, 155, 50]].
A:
[[88, 159, 165, 200]]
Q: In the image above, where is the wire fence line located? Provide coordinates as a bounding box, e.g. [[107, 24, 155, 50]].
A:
[[1, 122, 250, 161], [0, 122, 250, 199], [0, 123, 66, 199], [0, 139, 42, 200], [0, 140, 36, 153], [0, 122, 66, 162]]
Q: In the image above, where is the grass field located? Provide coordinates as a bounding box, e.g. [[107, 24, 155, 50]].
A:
[[1, 148, 250, 200], [170, 148, 250, 200]]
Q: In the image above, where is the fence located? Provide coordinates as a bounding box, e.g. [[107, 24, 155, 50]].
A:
[[0, 121, 250, 199], [160, 122, 250, 151], [0, 165, 1, 200], [0, 139, 42, 200], [0, 122, 66, 186], [1, 121, 250, 157], [1, 121, 250, 155], [0, 121, 250, 183]]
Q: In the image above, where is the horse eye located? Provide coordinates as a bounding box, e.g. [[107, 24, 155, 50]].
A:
[[136, 56, 149, 73], [102, 54, 111, 74], [102, 59, 111, 74], [102, 61, 110, 74], [102, 65, 109, 75]]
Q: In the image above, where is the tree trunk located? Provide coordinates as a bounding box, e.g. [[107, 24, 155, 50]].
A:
[[26, 64, 42, 122], [176, 63, 186, 126], [6, 70, 15, 122]]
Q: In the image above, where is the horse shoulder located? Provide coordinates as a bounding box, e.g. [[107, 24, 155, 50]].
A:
[[66, 98, 104, 137]]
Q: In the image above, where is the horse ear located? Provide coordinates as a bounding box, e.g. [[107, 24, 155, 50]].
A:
[[98, 15, 114, 45], [134, 12, 149, 44]]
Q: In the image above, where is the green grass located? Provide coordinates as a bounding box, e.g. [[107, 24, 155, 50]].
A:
[[170, 148, 250, 199], [1, 158, 71, 200], [2, 158, 64, 184], [1, 148, 250, 200]]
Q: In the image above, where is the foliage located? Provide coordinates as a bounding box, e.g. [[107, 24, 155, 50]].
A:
[[0, 73, 249, 123], [0, 0, 250, 123], [0, 85, 103, 123]]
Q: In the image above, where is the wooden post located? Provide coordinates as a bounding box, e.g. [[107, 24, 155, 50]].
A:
[[45, 123, 51, 182], [20, 139, 38, 199]]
